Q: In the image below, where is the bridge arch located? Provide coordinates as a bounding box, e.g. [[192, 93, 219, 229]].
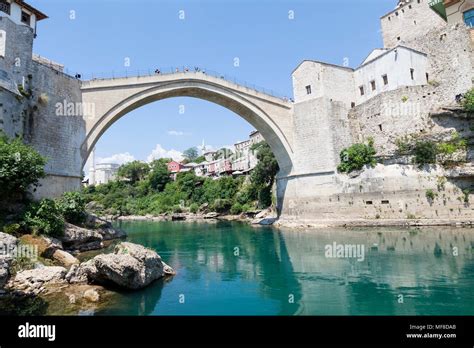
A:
[[81, 74, 295, 177]]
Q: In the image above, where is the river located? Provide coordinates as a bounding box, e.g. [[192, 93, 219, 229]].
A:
[[82, 220, 474, 316]]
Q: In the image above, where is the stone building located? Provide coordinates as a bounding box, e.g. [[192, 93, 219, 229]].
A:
[[90, 163, 120, 185]]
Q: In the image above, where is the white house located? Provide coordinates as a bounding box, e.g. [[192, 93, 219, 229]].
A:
[[0, 0, 47, 35]]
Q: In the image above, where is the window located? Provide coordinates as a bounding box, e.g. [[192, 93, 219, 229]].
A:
[[21, 11, 31, 25], [305, 85, 312, 95], [464, 9, 474, 27], [382, 74, 389, 85], [359, 86, 365, 96], [397, 36, 401, 41], [410, 68, 415, 80], [426, 72, 429, 82], [370, 80, 376, 91], [351, 102, 356, 108], [378, 124, 383, 131], [0, 0, 10, 15]]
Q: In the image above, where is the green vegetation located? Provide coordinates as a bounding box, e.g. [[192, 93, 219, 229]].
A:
[[82, 141, 278, 216], [396, 131, 467, 167], [413, 141, 437, 166], [57, 191, 86, 225], [461, 88, 474, 112], [0, 134, 90, 237], [425, 189, 437, 201], [22, 199, 65, 237], [337, 138, 377, 173], [117, 160, 150, 184], [0, 134, 46, 199]]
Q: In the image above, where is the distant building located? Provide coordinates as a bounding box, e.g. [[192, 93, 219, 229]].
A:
[[231, 130, 263, 175], [203, 151, 216, 162], [91, 163, 120, 185]]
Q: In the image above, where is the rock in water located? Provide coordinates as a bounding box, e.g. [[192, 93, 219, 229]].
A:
[[52, 249, 80, 267], [83, 288, 100, 302], [62, 223, 103, 252], [8, 266, 66, 294], [69, 242, 175, 290]]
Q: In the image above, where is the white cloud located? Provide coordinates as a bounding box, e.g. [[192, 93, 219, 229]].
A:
[[83, 152, 135, 180], [167, 130, 190, 136], [97, 152, 135, 165], [147, 144, 183, 162]]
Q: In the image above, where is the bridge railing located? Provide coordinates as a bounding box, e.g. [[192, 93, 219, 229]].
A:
[[73, 66, 291, 101]]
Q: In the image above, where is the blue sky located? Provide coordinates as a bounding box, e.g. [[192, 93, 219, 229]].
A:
[[29, 0, 396, 167]]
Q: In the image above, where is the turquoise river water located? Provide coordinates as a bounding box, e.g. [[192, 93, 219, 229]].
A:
[[87, 220, 474, 316]]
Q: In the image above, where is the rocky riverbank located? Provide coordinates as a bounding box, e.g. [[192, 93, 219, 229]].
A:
[[108, 208, 278, 226], [0, 214, 175, 315]]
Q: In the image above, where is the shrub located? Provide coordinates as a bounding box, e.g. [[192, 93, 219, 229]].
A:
[[212, 199, 233, 213], [241, 203, 254, 213], [23, 199, 65, 237], [462, 88, 474, 112], [3, 223, 22, 235], [58, 191, 86, 224], [425, 189, 437, 201], [230, 202, 243, 215], [189, 203, 199, 214], [172, 205, 183, 214], [337, 138, 377, 173], [0, 135, 46, 198], [463, 189, 470, 203], [413, 141, 437, 166]]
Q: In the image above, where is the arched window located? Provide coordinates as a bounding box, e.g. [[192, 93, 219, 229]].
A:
[[464, 9, 474, 27]]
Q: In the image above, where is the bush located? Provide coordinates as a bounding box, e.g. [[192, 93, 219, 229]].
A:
[[172, 205, 183, 214], [58, 191, 86, 224], [23, 199, 65, 237], [462, 88, 474, 112], [337, 138, 377, 173], [3, 223, 22, 235], [0, 135, 46, 198], [189, 203, 199, 214], [230, 203, 243, 215], [212, 199, 233, 213], [425, 189, 437, 201], [413, 141, 437, 166]]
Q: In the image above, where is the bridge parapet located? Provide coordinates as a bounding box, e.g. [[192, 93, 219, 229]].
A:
[[81, 70, 292, 106]]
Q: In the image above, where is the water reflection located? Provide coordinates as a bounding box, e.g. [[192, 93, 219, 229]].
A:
[[94, 222, 473, 316]]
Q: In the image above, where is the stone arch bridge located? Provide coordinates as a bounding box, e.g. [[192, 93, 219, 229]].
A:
[[81, 71, 295, 178]]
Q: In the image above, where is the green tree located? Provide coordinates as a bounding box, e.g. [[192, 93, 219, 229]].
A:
[[183, 147, 199, 162], [117, 161, 150, 184], [0, 135, 46, 199], [147, 159, 171, 192], [250, 142, 279, 208]]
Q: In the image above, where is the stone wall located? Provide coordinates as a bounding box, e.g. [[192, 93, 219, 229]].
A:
[[291, 97, 353, 175], [0, 16, 34, 139], [278, 165, 473, 222], [381, 0, 446, 49], [26, 61, 84, 198]]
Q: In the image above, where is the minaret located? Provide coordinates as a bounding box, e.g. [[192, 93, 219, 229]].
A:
[[89, 148, 96, 185]]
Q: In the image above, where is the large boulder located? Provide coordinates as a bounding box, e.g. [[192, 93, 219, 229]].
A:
[[0, 232, 18, 288], [62, 223, 103, 252], [52, 249, 80, 267], [68, 242, 175, 290], [8, 266, 67, 295], [85, 214, 127, 241]]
